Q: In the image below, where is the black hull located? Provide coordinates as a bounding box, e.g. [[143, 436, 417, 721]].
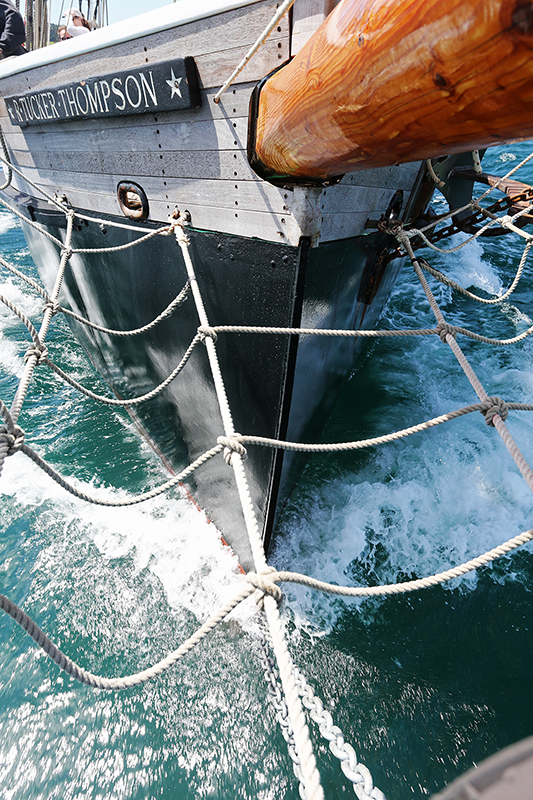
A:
[[15, 196, 403, 570]]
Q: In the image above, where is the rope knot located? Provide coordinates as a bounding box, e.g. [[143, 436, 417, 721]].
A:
[[61, 247, 73, 260], [217, 434, 247, 465], [166, 211, 190, 245], [24, 344, 48, 364], [0, 424, 24, 455], [43, 300, 60, 317], [499, 215, 513, 229], [378, 219, 404, 238], [482, 396, 509, 426], [198, 326, 218, 344], [436, 322, 457, 343], [247, 567, 283, 608]]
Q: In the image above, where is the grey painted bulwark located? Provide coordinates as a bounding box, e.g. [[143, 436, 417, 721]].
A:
[[5, 58, 201, 127]]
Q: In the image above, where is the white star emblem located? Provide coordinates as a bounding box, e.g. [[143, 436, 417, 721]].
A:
[[166, 68, 183, 99]]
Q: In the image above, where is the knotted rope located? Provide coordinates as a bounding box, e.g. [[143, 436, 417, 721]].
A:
[[436, 321, 457, 342], [482, 396, 509, 426], [247, 567, 284, 608], [0, 136, 533, 800], [218, 434, 247, 465], [0, 424, 24, 456], [24, 343, 48, 364]]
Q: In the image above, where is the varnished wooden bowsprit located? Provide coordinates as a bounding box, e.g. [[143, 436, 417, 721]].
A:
[[249, 0, 533, 183]]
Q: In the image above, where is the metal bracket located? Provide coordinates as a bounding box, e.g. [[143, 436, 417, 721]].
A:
[[449, 167, 533, 220]]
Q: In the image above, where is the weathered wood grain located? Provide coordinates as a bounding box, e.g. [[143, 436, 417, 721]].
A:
[[253, 0, 533, 180], [0, 0, 425, 247], [291, 0, 339, 54], [12, 161, 419, 244], [339, 163, 421, 190], [9, 116, 248, 154], [0, 0, 289, 96], [319, 177, 418, 214], [8, 144, 420, 244], [8, 162, 291, 212], [13, 167, 293, 242], [11, 146, 261, 181]]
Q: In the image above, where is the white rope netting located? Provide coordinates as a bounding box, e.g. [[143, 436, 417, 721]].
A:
[[0, 139, 532, 798]]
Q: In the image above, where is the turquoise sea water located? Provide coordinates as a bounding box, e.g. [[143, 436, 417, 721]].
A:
[[0, 144, 533, 799]]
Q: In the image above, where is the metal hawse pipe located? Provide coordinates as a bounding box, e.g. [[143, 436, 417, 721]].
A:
[[248, 0, 533, 184]]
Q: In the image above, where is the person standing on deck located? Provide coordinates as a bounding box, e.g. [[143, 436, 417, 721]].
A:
[[0, 0, 25, 59], [64, 8, 91, 36]]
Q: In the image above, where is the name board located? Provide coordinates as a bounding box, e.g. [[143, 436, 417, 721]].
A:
[[5, 57, 201, 127]]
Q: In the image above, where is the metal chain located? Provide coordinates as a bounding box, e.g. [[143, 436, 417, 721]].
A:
[[171, 215, 325, 800], [0, 129, 533, 800], [257, 618, 386, 800], [256, 619, 306, 796], [294, 668, 386, 800]]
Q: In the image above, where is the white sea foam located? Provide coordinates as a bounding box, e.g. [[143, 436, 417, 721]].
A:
[[274, 431, 533, 632], [272, 226, 533, 632], [442, 236, 503, 296], [1, 172, 532, 645], [0, 213, 19, 236], [0, 241, 251, 632], [2, 154, 533, 800], [0, 275, 48, 378], [0, 450, 248, 625], [496, 151, 518, 163]]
